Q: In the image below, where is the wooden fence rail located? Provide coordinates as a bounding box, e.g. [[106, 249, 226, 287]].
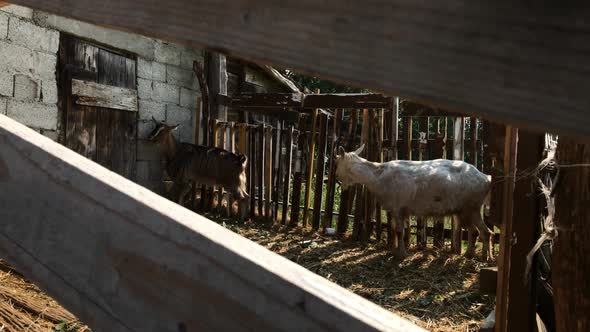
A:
[[0, 114, 424, 332]]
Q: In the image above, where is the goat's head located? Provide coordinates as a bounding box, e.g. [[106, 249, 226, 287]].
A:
[[334, 144, 364, 190], [147, 117, 179, 145]]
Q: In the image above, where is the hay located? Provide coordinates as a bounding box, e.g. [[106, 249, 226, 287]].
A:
[[0, 260, 89, 332], [215, 217, 495, 332]]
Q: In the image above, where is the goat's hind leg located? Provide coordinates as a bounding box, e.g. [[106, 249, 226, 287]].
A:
[[465, 224, 478, 258], [394, 214, 409, 258], [472, 210, 493, 261]]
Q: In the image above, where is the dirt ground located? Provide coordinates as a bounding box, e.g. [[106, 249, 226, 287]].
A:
[[214, 215, 495, 332]]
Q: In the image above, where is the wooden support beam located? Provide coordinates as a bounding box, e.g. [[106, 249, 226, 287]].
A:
[[553, 137, 590, 332], [281, 126, 294, 225], [416, 116, 429, 249], [323, 109, 342, 230], [337, 109, 359, 235], [0, 114, 424, 332], [359, 109, 371, 241], [290, 124, 305, 227], [432, 117, 446, 249], [469, 117, 478, 167], [15, 0, 590, 139], [303, 93, 391, 109], [257, 124, 265, 217], [312, 113, 328, 231], [221, 92, 303, 108], [504, 130, 543, 332], [375, 109, 384, 242], [451, 117, 465, 254], [273, 124, 283, 220], [495, 126, 519, 332], [207, 52, 228, 121], [400, 100, 463, 118], [249, 127, 257, 218], [264, 126, 273, 219], [303, 91, 320, 227], [403, 116, 412, 247]]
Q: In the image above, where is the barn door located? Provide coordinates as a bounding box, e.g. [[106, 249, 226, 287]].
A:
[[59, 36, 137, 180]]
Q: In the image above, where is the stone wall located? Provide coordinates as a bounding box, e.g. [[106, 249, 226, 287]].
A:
[[0, 4, 204, 192]]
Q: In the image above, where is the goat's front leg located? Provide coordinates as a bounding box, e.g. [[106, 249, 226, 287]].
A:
[[394, 215, 409, 258], [465, 225, 478, 258]]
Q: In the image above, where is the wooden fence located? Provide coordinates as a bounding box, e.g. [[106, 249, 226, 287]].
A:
[[193, 97, 501, 251]]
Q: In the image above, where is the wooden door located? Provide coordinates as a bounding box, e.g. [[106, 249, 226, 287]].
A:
[[59, 36, 138, 180]]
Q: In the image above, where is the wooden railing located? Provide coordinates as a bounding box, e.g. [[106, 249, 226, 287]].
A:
[[0, 114, 424, 331]]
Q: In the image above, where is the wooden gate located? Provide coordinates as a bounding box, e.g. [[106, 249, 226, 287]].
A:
[[59, 35, 138, 180]]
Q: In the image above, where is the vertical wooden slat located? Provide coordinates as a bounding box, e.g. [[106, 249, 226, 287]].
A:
[[312, 114, 328, 231], [303, 104, 319, 227], [218, 123, 226, 214], [504, 131, 543, 332], [433, 117, 447, 249], [416, 116, 429, 248], [228, 122, 236, 216], [281, 125, 294, 225], [206, 120, 220, 212], [469, 117, 478, 167], [386, 99, 399, 248], [194, 96, 202, 145], [258, 124, 265, 218], [323, 109, 342, 230], [273, 123, 284, 220], [375, 109, 384, 242], [357, 109, 370, 241], [403, 116, 413, 247], [495, 126, 518, 332], [290, 117, 307, 227], [249, 126, 257, 218], [264, 126, 273, 219], [337, 109, 359, 235], [451, 117, 465, 254]]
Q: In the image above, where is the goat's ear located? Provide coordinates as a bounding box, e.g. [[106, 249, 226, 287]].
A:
[[239, 154, 248, 166], [171, 124, 180, 131], [337, 146, 346, 157], [353, 144, 365, 155]]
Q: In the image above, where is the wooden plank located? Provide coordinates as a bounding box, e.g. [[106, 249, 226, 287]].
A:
[[16, 0, 590, 139], [264, 126, 273, 219], [469, 117, 478, 167], [303, 94, 391, 109], [207, 52, 228, 121], [273, 124, 283, 220], [432, 118, 447, 249], [358, 109, 371, 241], [553, 137, 590, 332], [249, 127, 257, 217], [194, 61, 210, 146], [451, 117, 465, 254], [281, 126, 294, 225], [257, 124, 265, 217], [402, 116, 412, 247], [303, 94, 320, 227], [504, 131, 542, 332], [0, 114, 424, 332], [223, 93, 303, 108], [312, 113, 328, 231], [375, 109, 384, 242], [337, 109, 359, 235], [416, 116, 429, 248], [495, 126, 518, 332], [71, 79, 137, 112], [323, 109, 342, 230]]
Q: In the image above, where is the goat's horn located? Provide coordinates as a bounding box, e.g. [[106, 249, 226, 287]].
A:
[[353, 144, 365, 155], [337, 146, 346, 156]]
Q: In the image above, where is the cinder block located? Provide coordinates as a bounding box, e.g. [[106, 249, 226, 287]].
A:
[[8, 17, 59, 53], [180, 47, 204, 69], [0, 70, 13, 97], [137, 78, 153, 100], [137, 139, 163, 161], [166, 104, 192, 124], [152, 62, 166, 82], [41, 78, 58, 104], [180, 87, 198, 108], [167, 65, 197, 90], [7, 100, 57, 130], [13, 74, 40, 101], [138, 119, 156, 139], [154, 41, 181, 66], [0, 5, 33, 19], [0, 13, 8, 40], [137, 57, 152, 80], [40, 129, 58, 141], [32, 51, 57, 79], [0, 97, 7, 114], [138, 100, 166, 121], [0, 40, 34, 71], [153, 82, 179, 104]]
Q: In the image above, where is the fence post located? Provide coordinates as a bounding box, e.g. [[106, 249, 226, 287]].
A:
[[416, 116, 429, 248], [337, 109, 359, 235], [312, 113, 328, 231], [433, 117, 446, 249], [281, 125, 294, 225], [451, 117, 465, 254], [323, 109, 342, 230], [403, 116, 413, 247], [258, 124, 265, 218]]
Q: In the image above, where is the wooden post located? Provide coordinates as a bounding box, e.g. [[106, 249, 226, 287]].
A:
[[264, 126, 273, 219], [469, 117, 478, 167], [375, 109, 384, 242], [206, 119, 220, 212], [218, 123, 226, 214], [273, 123, 283, 220], [290, 118, 306, 227], [386, 99, 399, 247], [323, 109, 342, 229], [207, 52, 228, 122], [433, 117, 446, 249], [553, 137, 590, 332], [451, 117, 465, 254], [495, 126, 518, 332], [337, 109, 359, 235], [403, 116, 412, 247], [258, 124, 265, 218], [281, 125, 294, 225], [249, 126, 257, 218], [357, 109, 370, 241], [416, 116, 429, 248], [312, 113, 328, 231], [502, 130, 543, 332], [303, 96, 319, 227]]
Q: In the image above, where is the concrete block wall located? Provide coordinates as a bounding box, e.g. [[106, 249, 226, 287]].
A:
[[0, 5, 59, 140], [0, 5, 204, 192]]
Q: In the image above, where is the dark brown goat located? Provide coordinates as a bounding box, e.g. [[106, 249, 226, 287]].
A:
[[148, 118, 249, 215]]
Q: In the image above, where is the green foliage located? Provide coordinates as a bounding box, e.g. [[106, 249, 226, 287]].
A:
[[280, 70, 370, 94]]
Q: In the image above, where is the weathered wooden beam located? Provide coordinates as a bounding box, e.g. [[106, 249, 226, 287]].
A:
[[451, 117, 465, 254], [207, 52, 228, 121], [323, 109, 342, 229], [416, 116, 429, 249], [13, 0, 590, 139], [312, 113, 328, 231], [281, 125, 294, 225], [337, 109, 359, 235], [303, 99, 319, 227], [400, 100, 462, 118], [0, 114, 424, 332], [222, 92, 303, 108], [303, 94, 392, 109], [232, 107, 300, 122], [71, 79, 138, 112]]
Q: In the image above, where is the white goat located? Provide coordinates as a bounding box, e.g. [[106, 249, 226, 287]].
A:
[[335, 145, 493, 260]]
